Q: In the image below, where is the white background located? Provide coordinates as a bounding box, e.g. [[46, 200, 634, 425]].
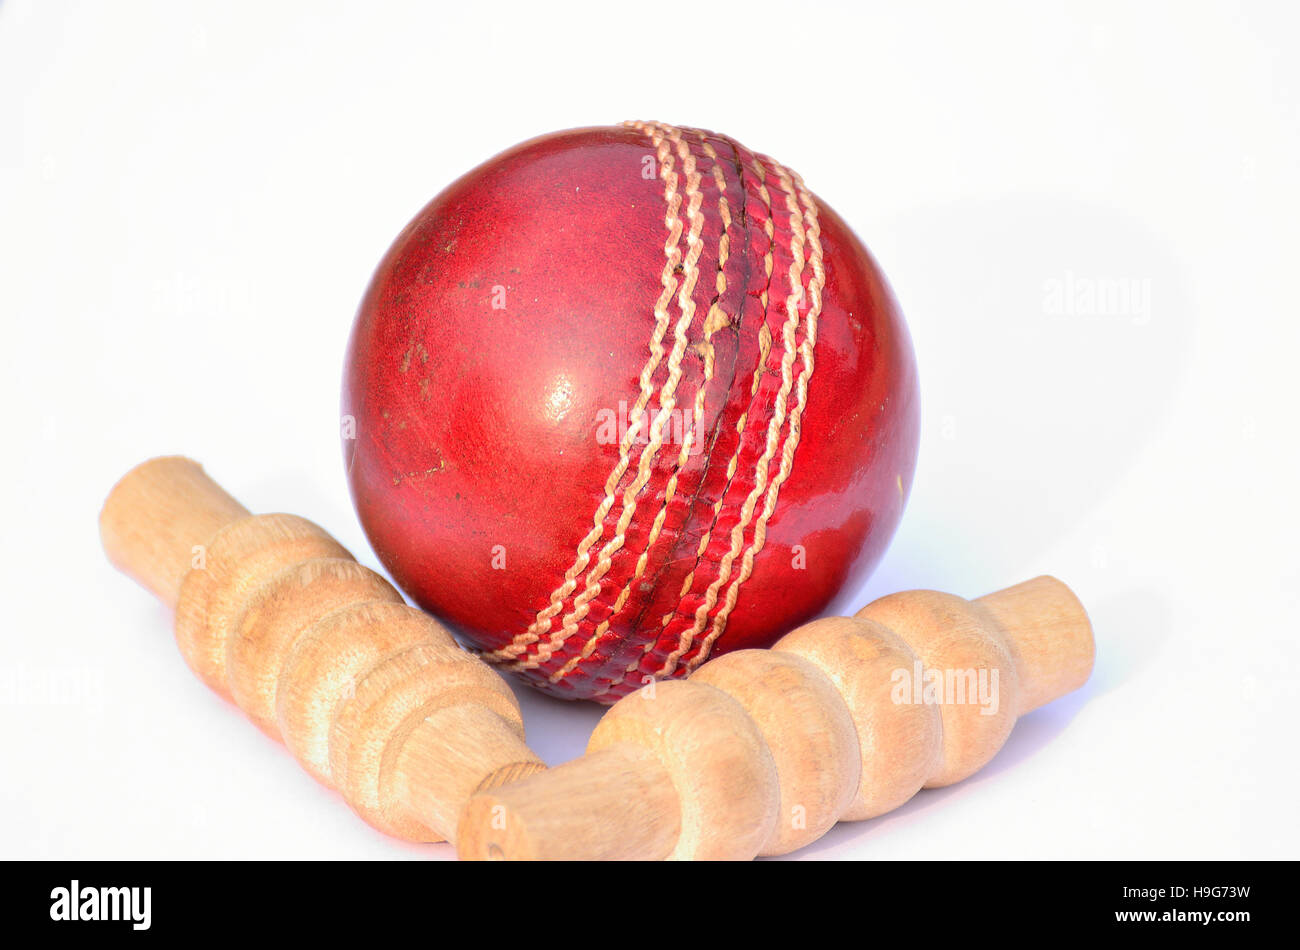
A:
[[2, 0, 1296, 860]]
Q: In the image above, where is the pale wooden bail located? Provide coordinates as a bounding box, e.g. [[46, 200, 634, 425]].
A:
[[691, 649, 860, 855], [774, 616, 942, 820], [457, 744, 679, 861], [853, 589, 1021, 787], [585, 681, 780, 860], [460, 680, 782, 861], [100, 456, 250, 608], [975, 575, 1095, 714], [459, 576, 1096, 860], [100, 455, 548, 847], [390, 704, 548, 846]]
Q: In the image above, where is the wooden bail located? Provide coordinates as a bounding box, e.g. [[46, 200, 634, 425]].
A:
[[975, 575, 1094, 714], [458, 576, 1095, 860], [100, 456, 251, 608], [100, 456, 545, 844]]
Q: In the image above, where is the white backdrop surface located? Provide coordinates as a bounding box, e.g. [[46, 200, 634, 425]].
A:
[[1, 0, 1296, 859]]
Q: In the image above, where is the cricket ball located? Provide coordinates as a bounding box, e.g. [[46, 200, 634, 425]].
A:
[[343, 121, 919, 702]]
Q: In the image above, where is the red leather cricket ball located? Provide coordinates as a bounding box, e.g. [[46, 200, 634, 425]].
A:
[[342, 121, 919, 702]]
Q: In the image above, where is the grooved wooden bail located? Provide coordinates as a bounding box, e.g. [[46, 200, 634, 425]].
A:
[[975, 575, 1094, 714], [100, 456, 250, 608], [100, 455, 546, 845], [458, 744, 679, 861], [458, 681, 779, 861], [458, 576, 1095, 860]]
